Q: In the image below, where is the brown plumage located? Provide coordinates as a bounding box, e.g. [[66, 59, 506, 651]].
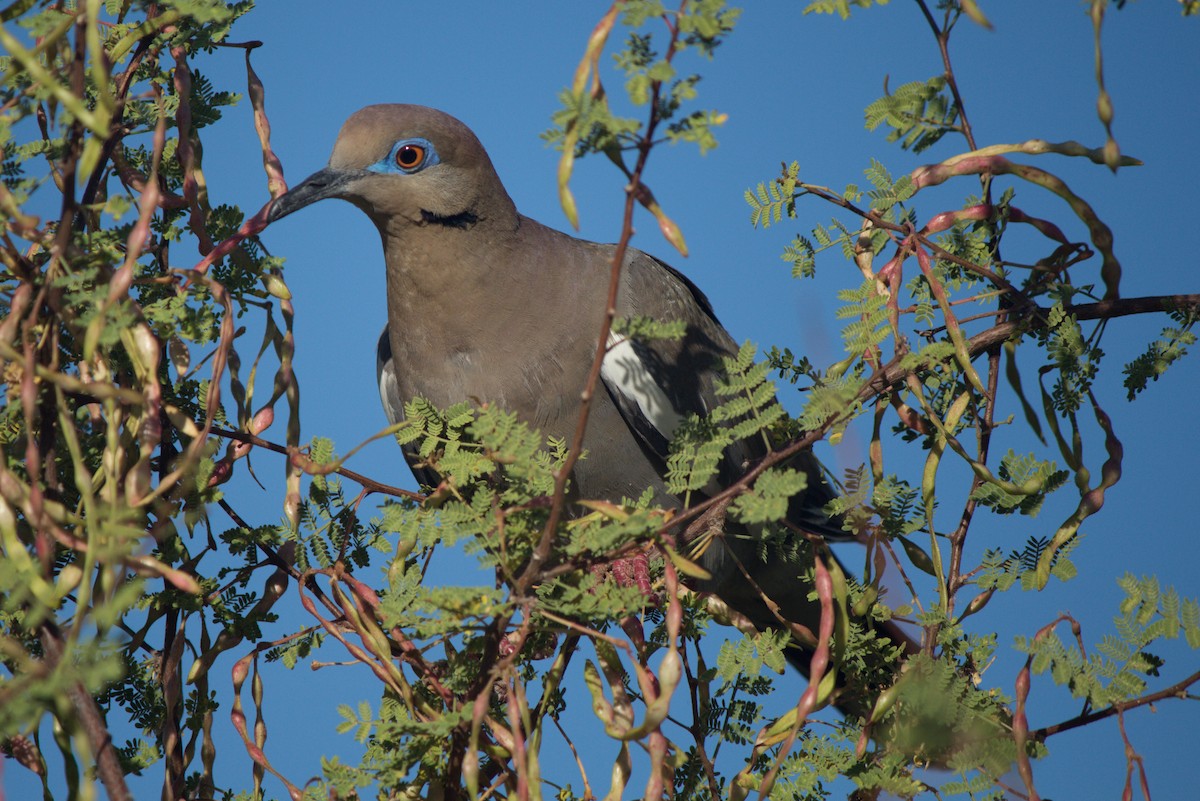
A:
[[268, 104, 912, 716]]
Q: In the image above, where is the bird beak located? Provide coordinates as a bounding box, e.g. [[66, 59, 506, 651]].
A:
[[267, 167, 361, 223]]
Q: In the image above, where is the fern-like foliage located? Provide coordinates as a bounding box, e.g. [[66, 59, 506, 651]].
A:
[[976, 531, 1082, 592], [745, 160, 800, 228], [612, 314, 688, 341], [871, 474, 925, 539], [666, 413, 730, 495], [667, 342, 786, 497], [1040, 301, 1105, 415], [1015, 575, 1200, 710], [766, 346, 819, 386], [864, 75, 957, 152], [283, 436, 378, 572], [1123, 307, 1198, 399], [835, 278, 891, 359], [804, 0, 892, 19], [782, 233, 817, 278], [970, 449, 1070, 517], [712, 342, 788, 441], [864, 157, 915, 212], [730, 467, 807, 524], [882, 653, 1018, 775], [716, 629, 790, 685]]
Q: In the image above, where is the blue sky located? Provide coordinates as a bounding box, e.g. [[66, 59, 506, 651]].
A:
[[7, 2, 1200, 799]]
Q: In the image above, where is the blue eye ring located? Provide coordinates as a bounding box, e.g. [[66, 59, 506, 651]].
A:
[[368, 138, 441, 175]]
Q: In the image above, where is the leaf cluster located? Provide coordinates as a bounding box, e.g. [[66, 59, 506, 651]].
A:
[[1016, 576, 1200, 711]]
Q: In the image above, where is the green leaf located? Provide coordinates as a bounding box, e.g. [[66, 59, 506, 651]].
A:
[[864, 75, 957, 153], [730, 467, 807, 524], [1123, 308, 1198, 399]]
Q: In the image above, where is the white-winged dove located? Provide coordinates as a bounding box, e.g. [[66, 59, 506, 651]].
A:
[[268, 104, 909, 712]]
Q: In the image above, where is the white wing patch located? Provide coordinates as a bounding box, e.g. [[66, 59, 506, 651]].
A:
[[602, 333, 682, 439], [378, 367, 403, 425], [376, 328, 404, 425]]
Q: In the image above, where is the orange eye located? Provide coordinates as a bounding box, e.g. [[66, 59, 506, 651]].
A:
[[395, 144, 426, 170]]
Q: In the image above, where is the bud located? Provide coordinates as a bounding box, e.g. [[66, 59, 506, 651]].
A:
[[250, 405, 275, 435]]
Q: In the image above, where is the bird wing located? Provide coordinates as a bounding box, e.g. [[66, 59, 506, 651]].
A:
[[599, 251, 735, 470], [600, 250, 847, 542], [376, 326, 405, 426], [376, 327, 442, 491]]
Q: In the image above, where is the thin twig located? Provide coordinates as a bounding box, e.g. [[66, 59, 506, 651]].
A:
[[210, 426, 421, 500], [915, 0, 979, 152], [1032, 668, 1200, 741], [526, 3, 687, 597], [664, 293, 1200, 538]]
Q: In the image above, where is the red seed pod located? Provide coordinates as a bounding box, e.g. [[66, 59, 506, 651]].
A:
[[250, 405, 275, 435], [6, 735, 44, 776], [207, 458, 233, 487]]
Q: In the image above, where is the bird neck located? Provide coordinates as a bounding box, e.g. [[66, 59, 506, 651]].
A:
[[379, 215, 567, 336]]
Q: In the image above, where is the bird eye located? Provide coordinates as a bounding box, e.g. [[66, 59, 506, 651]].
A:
[[395, 144, 426, 171], [367, 138, 439, 176]]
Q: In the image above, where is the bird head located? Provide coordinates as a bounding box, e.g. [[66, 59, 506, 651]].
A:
[[267, 104, 517, 234]]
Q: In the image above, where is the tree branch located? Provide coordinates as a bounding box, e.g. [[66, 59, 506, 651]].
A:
[[209, 426, 421, 501], [1032, 668, 1200, 741], [665, 292, 1200, 535], [39, 623, 132, 801]]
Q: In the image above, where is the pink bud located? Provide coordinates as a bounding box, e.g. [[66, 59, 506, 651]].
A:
[[251, 405, 274, 435]]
